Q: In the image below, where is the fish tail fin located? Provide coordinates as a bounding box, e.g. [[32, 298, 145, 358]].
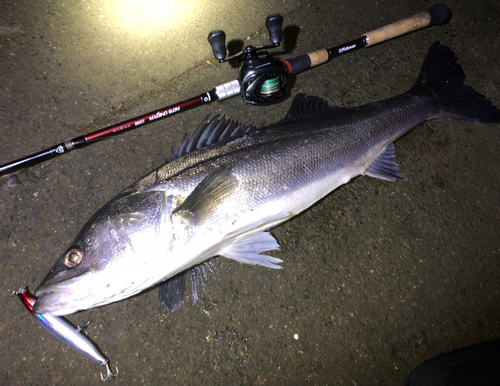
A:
[[413, 41, 500, 123]]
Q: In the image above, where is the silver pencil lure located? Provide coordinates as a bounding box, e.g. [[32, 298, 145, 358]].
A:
[[16, 286, 118, 382]]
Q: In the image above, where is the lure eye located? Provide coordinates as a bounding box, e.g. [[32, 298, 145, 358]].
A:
[[63, 248, 83, 268]]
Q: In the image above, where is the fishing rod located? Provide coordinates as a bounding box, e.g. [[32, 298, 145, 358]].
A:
[[0, 3, 450, 176]]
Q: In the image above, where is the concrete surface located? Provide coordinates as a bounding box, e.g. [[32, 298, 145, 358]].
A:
[[1, 0, 499, 385]]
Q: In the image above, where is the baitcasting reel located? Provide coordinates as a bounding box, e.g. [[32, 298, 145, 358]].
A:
[[208, 14, 288, 105]]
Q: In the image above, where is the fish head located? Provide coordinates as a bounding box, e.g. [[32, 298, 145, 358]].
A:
[[33, 217, 139, 315], [34, 191, 175, 315]]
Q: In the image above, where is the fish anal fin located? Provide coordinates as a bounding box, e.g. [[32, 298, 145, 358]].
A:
[[221, 231, 282, 269], [173, 166, 238, 224], [364, 143, 405, 182]]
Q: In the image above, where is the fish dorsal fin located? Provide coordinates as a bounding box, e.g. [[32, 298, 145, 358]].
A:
[[170, 116, 255, 160], [220, 231, 282, 269], [173, 166, 238, 223], [364, 143, 405, 182], [283, 93, 331, 120]]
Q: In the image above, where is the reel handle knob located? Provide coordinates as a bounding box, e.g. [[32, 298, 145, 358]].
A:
[[208, 30, 227, 61], [266, 14, 283, 45]]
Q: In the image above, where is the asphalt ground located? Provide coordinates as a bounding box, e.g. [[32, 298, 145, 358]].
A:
[[1, 0, 499, 385]]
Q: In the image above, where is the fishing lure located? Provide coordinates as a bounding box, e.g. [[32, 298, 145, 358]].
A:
[[17, 286, 118, 382]]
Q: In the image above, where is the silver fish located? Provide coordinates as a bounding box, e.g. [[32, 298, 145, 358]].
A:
[[34, 42, 500, 316]]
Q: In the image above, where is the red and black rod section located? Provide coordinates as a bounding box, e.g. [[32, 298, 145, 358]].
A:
[[0, 80, 240, 176], [284, 3, 451, 74], [0, 94, 207, 175], [84, 94, 206, 142]]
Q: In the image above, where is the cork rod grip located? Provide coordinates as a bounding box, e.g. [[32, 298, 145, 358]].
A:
[[364, 11, 431, 47], [283, 4, 450, 74], [308, 48, 329, 67]]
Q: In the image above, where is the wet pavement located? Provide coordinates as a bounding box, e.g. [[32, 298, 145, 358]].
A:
[[1, 0, 499, 385]]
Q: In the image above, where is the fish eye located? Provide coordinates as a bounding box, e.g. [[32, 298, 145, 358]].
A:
[[63, 248, 83, 268]]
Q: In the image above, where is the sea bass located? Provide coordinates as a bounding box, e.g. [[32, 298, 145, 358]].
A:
[[34, 42, 500, 316]]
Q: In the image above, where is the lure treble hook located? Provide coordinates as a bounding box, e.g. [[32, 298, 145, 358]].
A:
[[101, 362, 119, 382]]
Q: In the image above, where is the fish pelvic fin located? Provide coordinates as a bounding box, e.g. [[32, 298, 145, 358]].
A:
[[158, 270, 186, 313], [414, 42, 500, 123], [365, 143, 405, 182], [220, 231, 283, 269], [158, 258, 215, 313], [188, 258, 216, 304]]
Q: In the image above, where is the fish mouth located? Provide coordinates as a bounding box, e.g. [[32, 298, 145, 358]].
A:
[[34, 285, 84, 316], [34, 272, 154, 315], [34, 280, 140, 315]]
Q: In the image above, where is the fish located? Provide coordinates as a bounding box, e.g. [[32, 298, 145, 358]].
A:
[[34, 42, 500, 316]]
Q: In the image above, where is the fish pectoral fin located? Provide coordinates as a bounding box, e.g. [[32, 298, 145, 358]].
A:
[[364, 143, 406, 182], [220, 231, 283, 269], [173, 166, 238, 224]]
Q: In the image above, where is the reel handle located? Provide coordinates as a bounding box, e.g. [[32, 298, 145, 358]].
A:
[[266, 14, 283, 45], [208, 30, 227, 61]]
